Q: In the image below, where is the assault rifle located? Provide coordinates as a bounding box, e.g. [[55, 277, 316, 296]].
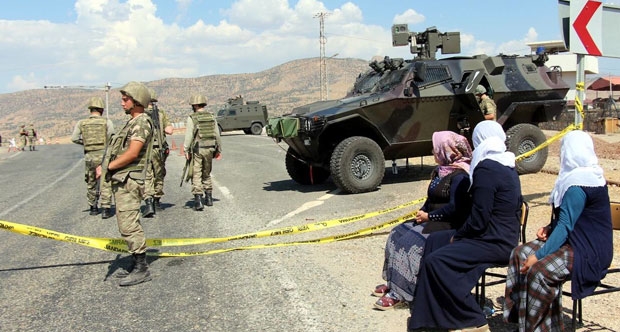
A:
[[151, 102, 169, 158], [95, 132, 113, 208], [180, 126, 199, 187]]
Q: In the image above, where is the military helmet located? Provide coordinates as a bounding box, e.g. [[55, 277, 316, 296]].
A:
[[189, 94, 208, 106], [120, 81, 151, 107], [148, 88, 158, 102], [475, 85, 487, 95], [88, 96, 105, 110]]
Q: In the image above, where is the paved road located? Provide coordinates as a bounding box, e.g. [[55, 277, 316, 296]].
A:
[[0, 133, 431, 331]]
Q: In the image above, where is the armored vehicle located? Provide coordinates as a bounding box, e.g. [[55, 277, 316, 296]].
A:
[[267, 25, 569, 194], [216, 96, 268, 135]]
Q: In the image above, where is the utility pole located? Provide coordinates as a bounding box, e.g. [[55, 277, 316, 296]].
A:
[[314, 12, 330, 101]]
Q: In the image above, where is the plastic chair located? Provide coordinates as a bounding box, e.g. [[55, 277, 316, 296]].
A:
[[475, 201, 529, 308], [562, 202, 620, 331]]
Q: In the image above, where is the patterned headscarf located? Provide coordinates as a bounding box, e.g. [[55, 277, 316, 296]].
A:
[[550, 130, 606, 207], [469, 121, 515, 187], [432, 131, 473, 178]]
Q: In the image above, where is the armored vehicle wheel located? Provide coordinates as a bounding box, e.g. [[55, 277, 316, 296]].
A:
[[218, 125, 223, 135], [250, 123, 263, 135], [505, 123, 548, 175], [330, 136, 385, 194], [285, 148, 330, 185]]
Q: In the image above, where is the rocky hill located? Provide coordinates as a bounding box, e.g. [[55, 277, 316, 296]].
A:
[[0, 57, 370, 140]]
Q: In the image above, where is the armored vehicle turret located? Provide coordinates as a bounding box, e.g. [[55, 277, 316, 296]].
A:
[[267, 25, 569, 194], [216, 96, 268, 135]]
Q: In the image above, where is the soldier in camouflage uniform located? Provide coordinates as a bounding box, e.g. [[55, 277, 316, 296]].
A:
[[26, 123, 37, 151], [183, 94, 222, 210], [142, 88, 173, 217], [18, 125, 27, 151], [475, 85, 497, 121], [71, 97, 115, 218], [96, 81, 153, 286]]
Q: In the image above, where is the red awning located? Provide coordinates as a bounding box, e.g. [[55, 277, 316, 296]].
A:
[[587, 76, 620, 91]]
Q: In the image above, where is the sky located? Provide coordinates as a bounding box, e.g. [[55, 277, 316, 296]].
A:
[[1, 0, 619, 94]]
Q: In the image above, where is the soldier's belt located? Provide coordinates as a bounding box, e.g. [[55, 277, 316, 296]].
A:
[[199, 145, 216, 148]]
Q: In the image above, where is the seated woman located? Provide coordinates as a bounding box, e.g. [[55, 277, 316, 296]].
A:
[[408, 121, 522, 332], [373, 131, 473, 310], [503, 130, 612, 332]]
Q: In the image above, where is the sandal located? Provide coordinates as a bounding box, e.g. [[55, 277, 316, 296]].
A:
[[372, 284, 389, 297], [373, 293, 405, 310]]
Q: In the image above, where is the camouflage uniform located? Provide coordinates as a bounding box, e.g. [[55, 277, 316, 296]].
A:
[[184, 96, 222, 210], [18, 125, 27, 151], [479, 96, 497, 120], [106, 112, 153, 254], [26, 124, 37, 151], [143, 105, 172, 210], [71, 110, 115, 216]]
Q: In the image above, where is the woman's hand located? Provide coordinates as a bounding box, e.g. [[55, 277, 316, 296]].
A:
[[520, 254, 538, 274], [536, 226, 550, 241], [415, 210, 429, 224]]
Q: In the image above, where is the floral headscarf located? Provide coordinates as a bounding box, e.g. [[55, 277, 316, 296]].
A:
[[432, 131, 473, 178]]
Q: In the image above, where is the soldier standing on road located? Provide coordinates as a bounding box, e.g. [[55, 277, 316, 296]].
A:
[[184, 94, 222, 210], [26, 123, 37, 151], [142, 88, 173, 217], [71, 97, 115, 219], [18, 125, 27, 151], [475, 85, 496, 121], [96, 81, 153, 286]]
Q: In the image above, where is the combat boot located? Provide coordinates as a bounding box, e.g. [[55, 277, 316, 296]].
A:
[[154, 197, 162, 210], [119, 253, 152, 287], [194, 194, 204, 211], [205, 191, 213, 207], [142, 197, 156, 218], [101, 208, 112, 219], [89, 205, 99, 216]]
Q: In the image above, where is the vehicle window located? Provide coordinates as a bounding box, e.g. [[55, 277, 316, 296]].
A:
[[374, 68, 410, 92]]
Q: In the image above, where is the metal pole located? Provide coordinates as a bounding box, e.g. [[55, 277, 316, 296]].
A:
[[575, 54, 585, 129], [105, 82, 111, 120]]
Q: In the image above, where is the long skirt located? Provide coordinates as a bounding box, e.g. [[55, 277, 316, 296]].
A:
[[408, 230, 510, 330], [503, 240, 574, 332], [382, 222, 429, 302]]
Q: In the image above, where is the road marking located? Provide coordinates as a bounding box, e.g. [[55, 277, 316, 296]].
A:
[[263, 254, 323, 332], [0, 159, 83, 218], [211, 177, 232, 200], [265, 190, 339, 227]]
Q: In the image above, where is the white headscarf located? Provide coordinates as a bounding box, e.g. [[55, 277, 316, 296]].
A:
[[469, 121, 516, 187], [549, 130, 606, 207]]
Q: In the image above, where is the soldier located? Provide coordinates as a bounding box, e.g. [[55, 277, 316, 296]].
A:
[[96, 81, 153, 286], [71, 97, 115, 219], [142, 88, 173, 217], [26, 123, 37, 151], [475, 85, 497, 121], [18, 125, 27, 151], [183, 94, 222, 210]]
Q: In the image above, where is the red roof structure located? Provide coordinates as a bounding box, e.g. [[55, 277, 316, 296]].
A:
[[588, 76, 620, 91]]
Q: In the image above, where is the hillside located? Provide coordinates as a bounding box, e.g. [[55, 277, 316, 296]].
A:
[[0, 57, 370, 140]]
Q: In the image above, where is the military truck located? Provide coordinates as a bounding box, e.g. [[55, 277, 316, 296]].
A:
[[267, 25, 569, 194], [216, 96, 268, 135]]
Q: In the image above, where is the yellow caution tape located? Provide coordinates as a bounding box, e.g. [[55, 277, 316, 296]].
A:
[[0, 197, 425, 256], [515, 123, 577, 162]]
